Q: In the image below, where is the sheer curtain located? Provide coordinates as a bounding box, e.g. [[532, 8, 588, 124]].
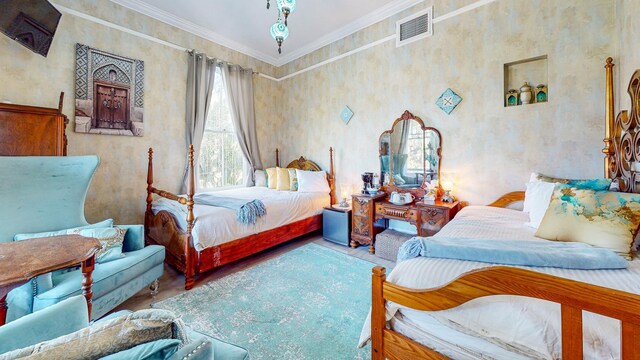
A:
[[219, 60, 263, 186], [181, 51, 217, 193]]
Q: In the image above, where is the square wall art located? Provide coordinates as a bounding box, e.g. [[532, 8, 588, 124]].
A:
[[436, 88, 462, 115]]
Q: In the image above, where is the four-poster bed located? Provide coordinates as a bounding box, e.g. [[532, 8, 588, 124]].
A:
[[370, 58, 640, 359], [145, 146, 335, 290]]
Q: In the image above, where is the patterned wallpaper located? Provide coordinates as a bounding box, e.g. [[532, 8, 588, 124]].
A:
[[617, 0, 640, 111], [272, 0, 617, 205], [0, 0, 280, 224]]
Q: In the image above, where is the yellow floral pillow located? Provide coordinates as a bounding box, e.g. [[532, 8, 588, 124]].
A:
[[265, 168, 277, 189], [276, 167, 290, 191], [536, 185, 640, 258]]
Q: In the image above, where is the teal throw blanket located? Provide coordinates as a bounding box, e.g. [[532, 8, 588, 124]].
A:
[[194, 194, 266, 225], [397, 237, 628, 269]]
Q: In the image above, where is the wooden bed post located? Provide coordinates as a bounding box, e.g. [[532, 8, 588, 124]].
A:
[[603, 57, 615, 179], [276, 148, 280, 167], [146, 148, 154, 213], [329, 147, 336, 205], [372, 266, 386, 360], [184, 144, 196, 290]]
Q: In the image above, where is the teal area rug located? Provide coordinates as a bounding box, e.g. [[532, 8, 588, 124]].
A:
[[153, 243, 375, 359]]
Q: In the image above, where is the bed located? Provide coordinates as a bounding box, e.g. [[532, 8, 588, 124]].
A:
[[145, 146, 336, 289], [367, 58, 640, 359]]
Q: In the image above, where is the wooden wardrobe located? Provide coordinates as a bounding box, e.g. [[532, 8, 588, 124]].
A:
[[0, 93, 68, 156]]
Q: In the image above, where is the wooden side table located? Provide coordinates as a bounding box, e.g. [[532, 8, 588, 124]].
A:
[[0, 235, 101, 325], [351, 192, 387, 253]]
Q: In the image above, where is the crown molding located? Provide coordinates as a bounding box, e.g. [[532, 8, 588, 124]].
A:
[[110, 0, 423, 67], [110, 0, 281, 66], [274, 0, 424, 66]]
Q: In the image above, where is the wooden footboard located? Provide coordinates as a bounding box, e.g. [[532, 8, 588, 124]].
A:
[[372, 266, 640, 360]]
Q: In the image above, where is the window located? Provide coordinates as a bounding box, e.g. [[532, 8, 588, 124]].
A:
[[198, 67, 245, 189]]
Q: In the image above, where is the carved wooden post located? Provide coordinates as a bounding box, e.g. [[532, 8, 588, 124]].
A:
[[81, 255, 96, 321], [276, 148, 280, 167], [329, 147, 336, 205], [184, 144, 196, 290], [371, 266, 386, 360], [146, 148, 154, 213], [603, 57, 615, 179]]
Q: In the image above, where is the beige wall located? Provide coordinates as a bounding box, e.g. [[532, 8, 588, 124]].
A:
[[0, 0, 279, 224], [1, 0, 628, 224], [616, 0, 640, 110], [274, 0, 616, 205]]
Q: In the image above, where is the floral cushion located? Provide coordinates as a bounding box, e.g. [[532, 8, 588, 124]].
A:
[[536, 185, 640, 258], [533, 173, 612, 191], [288, 169, 298, 191]]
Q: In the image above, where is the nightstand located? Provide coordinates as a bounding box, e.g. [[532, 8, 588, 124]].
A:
[[323, 206, 352, 246]]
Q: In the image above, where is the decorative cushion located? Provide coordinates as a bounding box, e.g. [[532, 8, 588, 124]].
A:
[[12, 219, 115, 294], [70, 227, 127, 263], [100, 339, 182, 360], [0, 309, 188, 360], [254, 170, 267, 187], [536, 185, 640, 258], [531, 173, 612, 191], [523, 181, 556, 229], [276, 167, 290, 191], [13, 219, 114, 241], [265, 168, 277, 189], [296, 169, 330, 193], [288, 169, 298, 191]]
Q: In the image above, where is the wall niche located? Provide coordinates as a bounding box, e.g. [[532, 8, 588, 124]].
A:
[[504, 55, 548, 107]]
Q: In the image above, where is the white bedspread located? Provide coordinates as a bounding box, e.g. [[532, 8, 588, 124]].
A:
[[359, 206, 640, 359], [152, 187, 329, 251]]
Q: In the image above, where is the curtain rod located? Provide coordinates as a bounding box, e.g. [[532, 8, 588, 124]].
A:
[[186, 49, 261, 75]]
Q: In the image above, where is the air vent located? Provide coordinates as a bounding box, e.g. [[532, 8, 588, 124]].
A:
[[396, 7, 433, 47]]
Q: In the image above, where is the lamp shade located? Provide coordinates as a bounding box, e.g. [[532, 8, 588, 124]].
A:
[[276, 0, 296, 13], [270, 21, 289, 40]]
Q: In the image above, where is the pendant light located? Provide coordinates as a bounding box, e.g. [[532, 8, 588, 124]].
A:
[[276, 0, 296, 25], [270, 18, 289, 54]]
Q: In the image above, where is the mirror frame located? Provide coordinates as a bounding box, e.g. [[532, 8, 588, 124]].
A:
[[379, 110, 442, 198]]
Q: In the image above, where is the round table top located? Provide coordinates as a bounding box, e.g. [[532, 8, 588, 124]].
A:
[[0, 235, 101, 288]]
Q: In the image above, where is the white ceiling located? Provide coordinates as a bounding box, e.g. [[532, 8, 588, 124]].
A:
[[110, 0, 423, 67]]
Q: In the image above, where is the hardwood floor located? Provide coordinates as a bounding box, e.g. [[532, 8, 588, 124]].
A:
[[115, 232, 396, 312]]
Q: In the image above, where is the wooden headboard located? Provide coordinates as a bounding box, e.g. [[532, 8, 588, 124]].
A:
[[276, 147, 337, 205], [603, 58, 640, 193], [0, 93, 68, 156]]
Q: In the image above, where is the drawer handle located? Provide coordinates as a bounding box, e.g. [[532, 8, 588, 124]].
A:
[[385, 208, 407, 218], [428, 220, 436, 226]]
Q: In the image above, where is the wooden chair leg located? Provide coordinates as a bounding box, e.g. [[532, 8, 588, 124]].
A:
[[81, 255, 96, 321]]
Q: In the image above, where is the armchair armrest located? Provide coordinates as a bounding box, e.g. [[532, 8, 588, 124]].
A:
[[118, 225, 145, 252], [0, 295, 89, 354]]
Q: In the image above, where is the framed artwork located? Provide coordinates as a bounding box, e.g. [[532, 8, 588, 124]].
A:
[[436, 88, 462, 115], [340, 106, 354, 124], [74, 44, 144, 136]]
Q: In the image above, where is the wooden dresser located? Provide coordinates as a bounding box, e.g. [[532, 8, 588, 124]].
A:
[[0, 93, 68, 156], [351, 194, 460, 254]]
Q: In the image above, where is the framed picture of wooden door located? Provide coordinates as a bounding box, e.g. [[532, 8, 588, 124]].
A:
[[74, 43, 144, 137], [93, 80, 131, 131]]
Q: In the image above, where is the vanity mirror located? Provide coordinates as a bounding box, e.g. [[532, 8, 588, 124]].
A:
[[379, 110, 441, 197]]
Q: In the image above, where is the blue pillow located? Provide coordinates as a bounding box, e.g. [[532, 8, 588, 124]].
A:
[[99, 339, 182, 360], [13, 219, 114, 241]]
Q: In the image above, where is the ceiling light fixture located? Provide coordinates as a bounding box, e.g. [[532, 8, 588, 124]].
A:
[[267, 0, 296, 54]]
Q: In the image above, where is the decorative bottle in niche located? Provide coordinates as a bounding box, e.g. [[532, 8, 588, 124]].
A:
[[535, 84, 548, 103], [519, 82, 533, 105]]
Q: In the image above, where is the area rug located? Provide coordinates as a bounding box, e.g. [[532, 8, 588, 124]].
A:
[[153, 243, 377, 359]]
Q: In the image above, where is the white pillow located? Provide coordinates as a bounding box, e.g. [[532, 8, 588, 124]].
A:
[[523, 172, 541, 213], [296, 169, 330, 193], [254, 170, 267, 187], [524, 181, 556, 229]]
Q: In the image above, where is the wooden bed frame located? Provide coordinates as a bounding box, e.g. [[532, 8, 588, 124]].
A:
[[145, 146, 336, 290], [371, 58, 640, 360]]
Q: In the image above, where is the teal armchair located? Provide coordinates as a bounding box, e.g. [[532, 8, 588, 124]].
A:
[[0, 156, 165, 322], [0, 296, 249, 359]]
